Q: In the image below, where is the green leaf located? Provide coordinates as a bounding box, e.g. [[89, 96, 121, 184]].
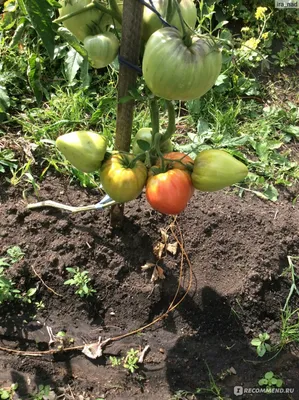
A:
[[197, 119, 210, 135], [276, 379, 283, 388], [57, 27, 88, 58], [283, 125, 299, 139], [27, 54, 43, 104], [0, 86, 10, 112], [79, 58, 91, 89], [258, 378, 268, 386], [265, 343, 271, 352], [26, 287, 37, 297], [263, 184, 278, 202], [137, 139, 150, 152], [212, 20, 228, 32], [17, 0, 27, 15], [251, 338, 261, 346], [265, 371, 274, 380], [22, 0, 55, 59], [10, 19, 29, 47], [1, 390, 10, 399], [64, 48, 83, 83], [257, 344, 266, 357]]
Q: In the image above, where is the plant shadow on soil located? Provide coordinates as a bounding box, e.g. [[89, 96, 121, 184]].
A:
[[1, 176, 299, 399]]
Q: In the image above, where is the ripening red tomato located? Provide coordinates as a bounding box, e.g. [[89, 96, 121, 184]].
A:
[[146, 169, 194, 215]]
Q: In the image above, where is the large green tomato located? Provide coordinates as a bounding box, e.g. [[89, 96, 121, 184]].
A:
[[132, 128, 173, 155], [59, 0, 105, 42], [191, 149, 248, 191], [83, 33, 119, 68], [143, 27, 222, 101], [56, 131, 107, 173], [142, 0, 197, 42], [100, 154, 148, 202]]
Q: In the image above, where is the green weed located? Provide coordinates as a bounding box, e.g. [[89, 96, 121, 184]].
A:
[[64, 267, 96, 298], [251, 332, 272, 357], [258, 371, 283, 390], [0, 383, 18, 400], [123, 348, 139, 374], [6, 245, 24, 263]]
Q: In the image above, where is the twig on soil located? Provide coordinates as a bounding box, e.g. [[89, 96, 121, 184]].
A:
[[32, 265, 63, 297], [26, 200, 116, 213], [138, 344, 150, 363], [46, 326, 56, 346], [0, 219, 194, 358]]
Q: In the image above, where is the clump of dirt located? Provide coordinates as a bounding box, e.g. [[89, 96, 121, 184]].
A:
[[0, 175, 299, 400]]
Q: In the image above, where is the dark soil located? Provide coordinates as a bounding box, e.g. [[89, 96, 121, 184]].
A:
[[0, 175, 299, 400]]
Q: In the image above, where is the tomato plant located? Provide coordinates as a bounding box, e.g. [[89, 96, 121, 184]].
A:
[[100, 154, 148, 202], [142, 27, 222, 101], [146, 169, 194, 215], [191, 150, 248, 192], [56, 131, 107, 173], [84, 32, 119, 68]]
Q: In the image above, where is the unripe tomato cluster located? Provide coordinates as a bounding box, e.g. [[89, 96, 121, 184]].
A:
[[56, 131, 248, 215], [58, 1, 222, 102]]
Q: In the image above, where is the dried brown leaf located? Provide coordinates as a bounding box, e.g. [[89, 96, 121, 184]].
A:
[[141, 262, 155, 271], [153, 242, 165, 259], [166, 242, 178, 255], [160, 228, 168, 243]]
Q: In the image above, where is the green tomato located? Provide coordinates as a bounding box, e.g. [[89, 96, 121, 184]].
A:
[[132, 128, 173, 155], [191, 149, 248, 191], [84, 32, 119, 68], [100, 153, 148, 202], [59, 0, 104, 42], [168, 0, 197, 34], [56, 131, 107, 173], [142, 27, 222, 101], [142, 0, 197, 42]]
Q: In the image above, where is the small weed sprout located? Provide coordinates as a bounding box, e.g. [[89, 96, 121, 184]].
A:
[[64, 267, 96, 297], [251, 332, 271, 357], [0, 267, 21, 304], [0, 383, 18, 399], [123, 348, 139, 373], [6, 246, 25, 263], [109, 356, 123, 367], [109, 349, 140, 373], [258, 371, 283, 389], [30, 385, 53, 400]]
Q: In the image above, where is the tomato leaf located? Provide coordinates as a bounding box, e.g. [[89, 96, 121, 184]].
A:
[[57, 27, 88, 59], [64, 48, 83, 84], [79, 58, 91, 89], [136, 139, 150, 152], [22, 0, 55, 59]]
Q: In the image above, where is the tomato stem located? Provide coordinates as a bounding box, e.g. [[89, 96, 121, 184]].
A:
[[149, 97, 160, 144], [109, 0, 122, 22], [161, 100, 176, 143]]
